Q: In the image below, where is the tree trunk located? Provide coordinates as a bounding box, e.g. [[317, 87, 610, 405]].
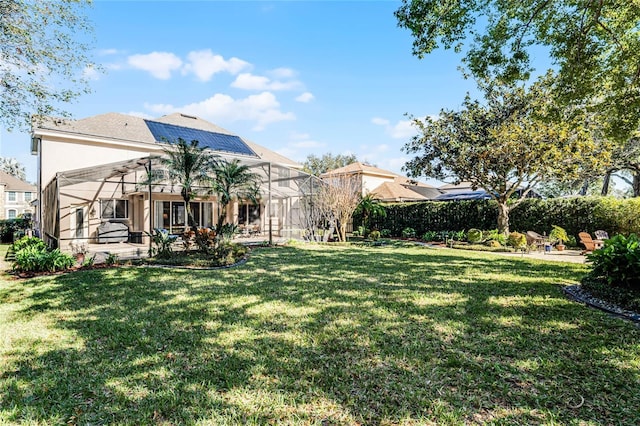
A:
[[634, 172, 640, 197], [601, 171, 611, 196], [497, 201, 510, 235]]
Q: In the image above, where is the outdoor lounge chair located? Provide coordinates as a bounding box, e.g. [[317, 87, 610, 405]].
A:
[[579, 232, 604, 255], [526, 231, 547, 251], [594, 230, 609, 240]]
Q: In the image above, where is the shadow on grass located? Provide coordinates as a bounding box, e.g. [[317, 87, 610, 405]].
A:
[[1, 244, 639, 424]]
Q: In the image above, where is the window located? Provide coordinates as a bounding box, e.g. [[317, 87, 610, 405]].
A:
[[7, 209, 16, 219], [100, 199, 128, 219], [8, 192, 16, 202], [24, 192, 32, 202], [155, 201, 214, 233]]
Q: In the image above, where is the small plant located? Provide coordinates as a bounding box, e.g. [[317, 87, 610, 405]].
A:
[[402, 227, 416, 239], [467, 228, 483, 243], [484, 229, 506, 246], [586, 234, 640, 290], [380, 229, 391, 238], [549, 225, 569, 245], [219, 223, 239, 241], [13, 246, 75, 273], [369, 230, 381, 241], [148, 228, 177, 258], [105, 252, 120, 266], [194, 227, 217, 253], [82, 254, 96, 268], [12, 236, 46, 253], [507, 232, 527, 250], [422, 230, 438, 242]]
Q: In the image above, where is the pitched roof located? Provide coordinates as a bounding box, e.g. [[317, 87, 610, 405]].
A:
[[321, 162, 398, 178], [34, 112, 300, 167], [0, 171, 36, 191], [371, 181, 430, 202]]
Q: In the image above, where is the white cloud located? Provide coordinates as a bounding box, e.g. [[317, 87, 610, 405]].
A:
[[182, 49, 251, 82], [125, 111, 154, 119], [231, 73, 302, 91], [269, 67, 296, 79], [98, 48, 120, 56], [128, 52, 182, 80], [82, 65, 100, 81], [372, 117, 417, 139], [371, 117, 389, 126], [291, 140, 325, 149], [144, 91, 295, 131], [295, 92, 314, 103]]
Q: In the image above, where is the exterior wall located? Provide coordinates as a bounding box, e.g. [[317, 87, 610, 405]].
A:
[[39, 136, 160, 188], [361, 174, 392, 195], [3, 188, 35, 219]]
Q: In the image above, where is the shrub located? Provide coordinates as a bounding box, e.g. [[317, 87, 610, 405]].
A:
[[549, 225, 569, 245], [369, 230, 381, 241], [507, 232, 527, 250], [105, 252, 120, 266], [467, 228, 483, 243], [219, 223, 239, 241], [148, 228, 177, 258], [12, 236, 46, 253], [380, 229, 391, 238], [484, 229, 506, 246], [402, 227, 416, 238], [586, 234, 640, 290], [422, 230, 439, 241], [486, 240, 502, 248], [194, 228, 217, 253], [13, 246, 75, 273]]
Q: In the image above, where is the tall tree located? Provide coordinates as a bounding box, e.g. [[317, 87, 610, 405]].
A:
[[0, 157, 26, 180], [302, 153, 358, 176], [1, 0, 97, 131], [160, 139, 218, 229], [403, 78, 610, 234], [211, 159, 261, 231], [395, 1, 640, 138], [318, 173, 362, 242]]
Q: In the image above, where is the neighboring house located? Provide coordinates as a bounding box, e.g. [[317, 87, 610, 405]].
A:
[[31, 112, 313, 250], [437, 181, 541, 200], [0, 171, 36, 220], [320, 162, 443, 202]]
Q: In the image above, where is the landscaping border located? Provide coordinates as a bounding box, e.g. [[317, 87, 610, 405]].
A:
[[563, 284, 640, 325]]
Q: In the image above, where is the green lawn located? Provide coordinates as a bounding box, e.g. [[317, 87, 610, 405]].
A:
[[0, 243, 639, 425]]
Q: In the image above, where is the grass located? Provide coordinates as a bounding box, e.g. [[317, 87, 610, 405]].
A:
[[1, 242, 639, 425]]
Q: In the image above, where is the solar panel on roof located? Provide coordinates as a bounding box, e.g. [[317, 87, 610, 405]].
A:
[[145, 120, 258, 157]]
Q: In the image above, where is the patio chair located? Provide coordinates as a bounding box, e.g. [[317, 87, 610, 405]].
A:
[[594, 230, 609, 240], [579, 232, 604, 254], [526, 231, 547, 251]]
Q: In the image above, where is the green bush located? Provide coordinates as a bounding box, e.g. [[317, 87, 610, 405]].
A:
[[369, 230, 381, 241], [422, 230, 439, 241], [13, 246, 75, 273], [380, 229, 391, 238], [148, 228, 178, 258], [0, 218, 31, 243], [467, 228, 483, 243], [484, 229, 506, 246], [549, 225, 569, 245], [586, 234, 640, 290], [402, 227, 416, 238], [506, 232, 527, 249], [12, 236, 46, 253]]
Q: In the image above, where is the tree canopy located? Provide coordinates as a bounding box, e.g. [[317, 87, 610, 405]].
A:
[[302, 153, 358, 176], [395, 0, 640, 138], [0, 157, 26, 180], [403, 78, 611, 234], [1, 0, 96, 131]]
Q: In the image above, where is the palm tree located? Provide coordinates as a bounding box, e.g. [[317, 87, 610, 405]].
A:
[[160, 138, 218, 229], [355, 194, 387, 236], [211, 159, 261, 231]]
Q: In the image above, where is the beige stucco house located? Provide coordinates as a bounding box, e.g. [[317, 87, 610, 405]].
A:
[[31, 112, 315, 251], [0, 171, 36, 220], [320, 162, 443, 202]]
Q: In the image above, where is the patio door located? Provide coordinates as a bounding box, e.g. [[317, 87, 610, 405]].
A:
[[70, 205, 88, 240]]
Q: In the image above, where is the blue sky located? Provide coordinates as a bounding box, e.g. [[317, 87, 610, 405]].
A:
[[2, 1, 486, 184]]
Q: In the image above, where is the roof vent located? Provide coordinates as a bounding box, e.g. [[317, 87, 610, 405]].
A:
[[180, 113, 197, 120]]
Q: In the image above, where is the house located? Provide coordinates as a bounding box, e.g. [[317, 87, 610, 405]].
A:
[[0, 171, 36, 220], [437, 181, 541, 200], [320, 162, 443, 202], [31, 112, 315, 251]]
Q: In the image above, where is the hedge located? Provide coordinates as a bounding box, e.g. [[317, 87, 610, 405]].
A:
[[362, 196, 640, 240], [0, 218, 31, 243]]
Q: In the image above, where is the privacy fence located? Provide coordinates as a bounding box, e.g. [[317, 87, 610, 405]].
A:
[[361, 196, 640, 239]]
